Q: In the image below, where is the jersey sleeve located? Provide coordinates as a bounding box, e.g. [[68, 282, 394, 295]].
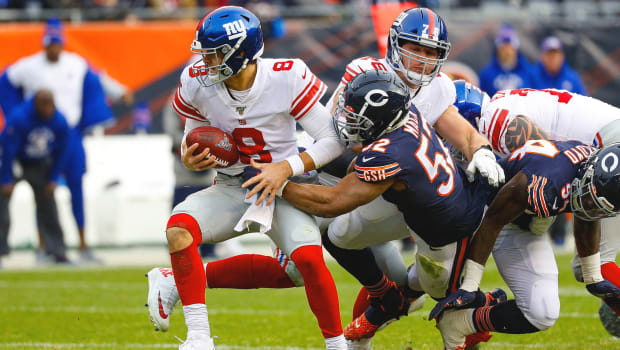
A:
[[289, 59, 327, 121], [421, 73, 456, 125], [478, 103, 518, 156], [353, 150, 402, 183], [171, 66, 208, 122], [524, 174, 565, 217]]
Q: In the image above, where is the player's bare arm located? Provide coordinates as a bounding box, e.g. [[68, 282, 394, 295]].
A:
[[282, 172, 394, 218], [504, 115, 550, 153], [573, 217, 601, 259], [181, 140, 218, 171], [435, 105, 488, 160], [467, 172, 529, 266]]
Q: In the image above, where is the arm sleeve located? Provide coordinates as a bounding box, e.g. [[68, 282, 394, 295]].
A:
[[80, 69, 114, 132], [49, 117, 70, 182], [353, 150, 401, 183], [0, 71, 24, 118], [296, 102, 345, 169]]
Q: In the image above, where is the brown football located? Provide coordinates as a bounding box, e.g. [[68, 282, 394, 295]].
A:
[[186, 126, 239, 168]]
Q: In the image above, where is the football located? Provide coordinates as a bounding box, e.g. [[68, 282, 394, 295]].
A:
[[186, 126, 239, 168]]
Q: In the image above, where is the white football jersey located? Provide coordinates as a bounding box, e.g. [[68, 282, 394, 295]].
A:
[[173, 57, 327, 176], [6, 51, 88, 127], [479, 88, 620, 156], [327, 56, 456, 126]]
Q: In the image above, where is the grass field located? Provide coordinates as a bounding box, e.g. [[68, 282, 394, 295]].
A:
[[1, 252, 619, 350]]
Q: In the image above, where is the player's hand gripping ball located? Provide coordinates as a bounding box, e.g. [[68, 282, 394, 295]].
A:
[[186, 126, 239, 168]]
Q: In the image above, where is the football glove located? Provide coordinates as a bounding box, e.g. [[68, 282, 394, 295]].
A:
[[428, 289, 477, 320], [587, 280, 620, 306], [466, 145, 505, 187]]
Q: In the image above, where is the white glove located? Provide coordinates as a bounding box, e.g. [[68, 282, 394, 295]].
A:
[[466, 145, 505, 187]]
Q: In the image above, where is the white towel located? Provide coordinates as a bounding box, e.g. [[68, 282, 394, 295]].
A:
[[234, 191, 275, 234]]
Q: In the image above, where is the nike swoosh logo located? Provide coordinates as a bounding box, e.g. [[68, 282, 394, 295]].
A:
[[362, 156, 376, 162], [552, 198, 558, 211], [158, 292, 169, 319], [302, 68, 307, 80], [355, 319, 361, 328]]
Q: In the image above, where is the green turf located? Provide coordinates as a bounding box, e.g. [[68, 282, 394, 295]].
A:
[[0, 253, 619, 349]]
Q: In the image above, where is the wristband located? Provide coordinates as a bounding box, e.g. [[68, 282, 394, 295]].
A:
[[580, 252, 604, 284], [460, 259, 485, 292], [285, 155, 305, 177], [276, 180, 290, 197]]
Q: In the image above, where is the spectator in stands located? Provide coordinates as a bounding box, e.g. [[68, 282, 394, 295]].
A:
[[0, 17, 113, 265], [0, 90, 70, 266], [479, 24, 534, 96], [531, 35, 587, 95]]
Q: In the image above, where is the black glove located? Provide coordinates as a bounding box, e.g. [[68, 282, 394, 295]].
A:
[[428, 289, 478, 320]]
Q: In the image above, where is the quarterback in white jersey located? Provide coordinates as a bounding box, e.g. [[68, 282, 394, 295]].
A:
[[454, 80, 620, 338], [146, 7, 348, 350]]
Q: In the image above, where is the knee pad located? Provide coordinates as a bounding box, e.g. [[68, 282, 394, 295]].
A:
[[414, 254, 451, 299], [167, 213, 203, 245], [521, 279, 560, 331], [571, 254, 585, 283], [327, 212, 364, 249]]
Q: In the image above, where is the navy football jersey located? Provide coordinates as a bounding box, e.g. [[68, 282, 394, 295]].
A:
[[498, 140, 596, 217], [354, 112, 491, 247]]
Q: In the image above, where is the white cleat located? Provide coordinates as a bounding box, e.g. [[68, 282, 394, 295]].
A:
[[347, 338, 372, 350], [179, 332, 216, 350], [146, 267, 180, 332], [436, 309, 476, 350]]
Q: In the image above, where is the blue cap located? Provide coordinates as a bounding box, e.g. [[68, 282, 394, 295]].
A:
[[42, 17, 64, 46], [495, 24, 519, 49]]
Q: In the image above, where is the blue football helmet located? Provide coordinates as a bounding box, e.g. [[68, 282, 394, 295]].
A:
[[386, 7, 451, 87], [571, 143, 620, 221], [453, 80, 490, 128], [190, 6, 264, 86], [333, 69, 412, 144]]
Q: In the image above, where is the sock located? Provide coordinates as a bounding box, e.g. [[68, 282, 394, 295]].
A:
[[183, 304, 211, 335], [472, 300, 539, 334], [602, 262, 620, 288], [322, 233, 383, 286], [352, 287, 370, 320], [168, 214, 206, 306], [366, 273, 391, 298], [291, 245, 343, 338], [205, 254, 295, 289], [325, 334, 346, 350], [601, 262, 620, 316]]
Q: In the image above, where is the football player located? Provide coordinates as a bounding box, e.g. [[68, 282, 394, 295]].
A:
[[271, 69, 504, 349], [453, 80, 620, 336], [146, 6, 347, 350], [431, 139, 620, 349], [302, 8, 505, 349]]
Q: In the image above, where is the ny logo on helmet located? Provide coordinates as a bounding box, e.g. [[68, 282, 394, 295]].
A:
[[223, 20, 247, 40]]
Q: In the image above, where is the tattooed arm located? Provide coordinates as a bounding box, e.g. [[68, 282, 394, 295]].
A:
[[504, 115, 550, 152]]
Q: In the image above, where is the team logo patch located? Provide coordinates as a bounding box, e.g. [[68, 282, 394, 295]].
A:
[[216, 136, 233, 151], [223, 20, 246, 40], [236, 106, 247, 115]]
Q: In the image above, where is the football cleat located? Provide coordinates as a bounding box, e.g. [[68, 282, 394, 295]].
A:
[[146, 267, 180, 332], [599, 301, 620, 337], [484, 288, 507, 307], [346, 338, 372, 350], [344, 282, 410, 340], [464, 331, 492, 349], [178, 331, 216, 350], [436, 309, 476, 350]]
